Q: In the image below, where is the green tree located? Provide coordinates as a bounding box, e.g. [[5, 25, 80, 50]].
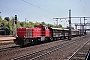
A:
[[0, 16, 2, 24], [47, 24, 54, 27], [66, 26, 74, 29], [10, 17, 15, 35], [20, 22, 24, 27], [41, 22, 45, 25], [54, 24, 62, 28], [4, 17, 10, 35], [34, 21, 40, 27], [28, 21, 34, 27], [4, 17, 10, 21]]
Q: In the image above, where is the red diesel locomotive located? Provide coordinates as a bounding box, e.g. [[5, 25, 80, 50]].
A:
[[14, 24, 67, 46]]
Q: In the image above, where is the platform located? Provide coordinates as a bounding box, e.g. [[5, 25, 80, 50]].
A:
[[0, 37, 15, 44], [0, 37, 16, 41]]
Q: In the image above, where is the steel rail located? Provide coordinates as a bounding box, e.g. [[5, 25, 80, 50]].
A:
[[0, 45, 20, 52], [66, 39, 90, 60], [85, 49, 90, 60]]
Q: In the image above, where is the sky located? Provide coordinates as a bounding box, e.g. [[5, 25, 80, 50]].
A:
[[0, 0, 90, 28]]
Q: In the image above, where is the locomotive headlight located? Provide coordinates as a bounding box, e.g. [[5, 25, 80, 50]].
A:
[[32, 40, 33, 42], [24, 35, 27, 38], [24, 36, 26, 38]]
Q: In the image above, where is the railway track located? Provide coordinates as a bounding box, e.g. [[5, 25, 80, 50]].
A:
[[10, 35, 88, 60], [65, 37, 90, 60], [0, 45, 20, 52]]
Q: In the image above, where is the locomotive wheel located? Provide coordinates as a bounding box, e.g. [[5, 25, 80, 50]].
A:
[[24, 39, 29, 45], [34, 39, 38, 45], [31, 39, 34, 45], [50, 37, 53, 41], [30, 39, 36, 45], [54, 38, 57, 41]]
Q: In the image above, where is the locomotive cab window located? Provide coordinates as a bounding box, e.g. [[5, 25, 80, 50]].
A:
[[45, 26, 48, 30]]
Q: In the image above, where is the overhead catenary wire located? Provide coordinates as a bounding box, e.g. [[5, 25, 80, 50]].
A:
[[78, 0, 88, 15], [0, 0, 21, 13], [1, 0, 58, 16], [21, 0, 62, 25], [82, 0, 90, 15], [77, 0, 90, 30], [21, 0, 58, 16], [82, 0, 90, 23]]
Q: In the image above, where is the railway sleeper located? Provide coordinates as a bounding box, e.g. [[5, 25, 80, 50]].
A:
[[73, 56, 85, 60], [74, 54, 86, 57]]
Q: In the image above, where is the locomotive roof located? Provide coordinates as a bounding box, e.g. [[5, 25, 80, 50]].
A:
[[63, 29, 69, 30], [51, 27, 64, 30]]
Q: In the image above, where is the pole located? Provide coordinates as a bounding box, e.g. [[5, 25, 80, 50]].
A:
[[8, 19, 10, 35], [75, 24, 77, 29], [27, 20, 28, 28], [80, 18, 81, 36], [84, 17, 85, 34], [57, 19, 58, 26], [25, 18, 26, 28], [15, 15, 17, 36], [84, 17, 86, 34], [68, 9, 71, 40], [12, 18, 14, 36], [55, 19, 58, 26]]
